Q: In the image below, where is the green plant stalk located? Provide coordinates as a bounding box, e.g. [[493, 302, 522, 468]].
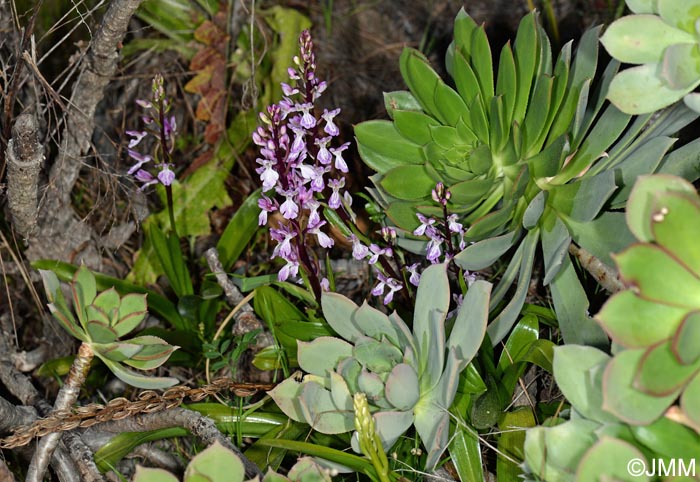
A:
[[25, 342, 94, 482]]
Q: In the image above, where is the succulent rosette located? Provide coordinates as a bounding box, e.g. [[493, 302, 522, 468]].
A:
[[40, 266, 178, 389], [269, 263, 491, 469]]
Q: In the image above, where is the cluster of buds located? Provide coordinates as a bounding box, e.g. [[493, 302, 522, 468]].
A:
[[254, 31, 352, 296], [126, 74, 177, 189]]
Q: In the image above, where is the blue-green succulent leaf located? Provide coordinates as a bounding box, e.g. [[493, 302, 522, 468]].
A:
[[321, 293, 363, 342], [299, 382, 354, 434], [384, 363, 420, 410], [297, 337, 353, 377], [268, 376, 306, 423], [447, 280, 491, 369]]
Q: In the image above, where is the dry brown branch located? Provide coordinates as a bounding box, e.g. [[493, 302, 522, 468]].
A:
[[25, 0, 143, 269], [6, 113, 43, 238], [95, 408, 263, 479], [568, 243, 625, 294]]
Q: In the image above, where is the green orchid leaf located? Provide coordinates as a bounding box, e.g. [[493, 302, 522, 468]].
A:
[[216, 189, 262, 271], [497, 407, 536, 481], [497, 314, 538, 372], [276, 320, 333, 343], [602, 349, 679, 424], [449, 425, 484, 482], [255, 439, 376, 475]]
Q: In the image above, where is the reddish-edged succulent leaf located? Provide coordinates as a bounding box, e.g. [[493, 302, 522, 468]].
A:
[[680, 372, 700, 429], [635, 341, 700, 396], [672, 311, 700, 365], [650, 191, 700, 278]]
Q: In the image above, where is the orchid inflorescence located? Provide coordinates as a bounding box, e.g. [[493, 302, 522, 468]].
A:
[[126, 74, 178, 190], [254, 30, 353, 298]]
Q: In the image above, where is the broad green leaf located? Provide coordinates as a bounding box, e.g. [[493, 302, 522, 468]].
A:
[[217, 189, 262, 271], [448, 280, 491, 368], [264, 6, 312, 101], [635, 341, 700, 395], [268, 377, 306, 423], [614, 244, 700, 308], [321, 292, 362, 342], [298, 382, 354, 434], [498, 314, 538, 372], [657, 0, 700, 32], [550, 172, 616, 222], [385, 364, 420, 410], [601, 15, 695, 64], [470, 25, 494, 102], [86, 320, 118, 344], [400, 48, 444, 123], [651, 191, 700, 277], [383, 90, 422, 117], [552, 345, 616, 423], [522, 75, 553, 157], [93, 289, 120, 316], [512, 12, 539, 124], [133, 466, 179, 482], [681, 372, 700, 428], [98, 427, 187, 473], [522, 191, 547, 229], [626, 0, 657, 13], [379, 165, 436, 200], [631, 415, 700, 461], [495, 42, 517, 133], [626, 174, 696, 242], [576, 437, 649, 482], [73, 265, 97, 311], [607, 63, 690, 114], [602, 349, 679, 424], [185, 440, 245, 482], [393, 110, 442, 145], [434, 82, 469, 126], [297, 337, 353, 377], [540, 213, 570, 285], [673, 311, 700, 365], [567, 212, 635, 267], [661, 42, 700, 90], [413, 264, 449, 364], [596, 291, 687, 348], [356, 120, 425, 168], [454, 230, 519, 271], [452, 50, 483, 107], [254, 439, 376, 475]]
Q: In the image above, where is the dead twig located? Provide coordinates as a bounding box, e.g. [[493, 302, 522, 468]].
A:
[[568, 243, 625, 294]]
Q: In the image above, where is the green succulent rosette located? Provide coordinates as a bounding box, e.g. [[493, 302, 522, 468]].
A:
[[355, 8, 700, 346], [269, 264, 491, 469], [40, 266, 179, 389]]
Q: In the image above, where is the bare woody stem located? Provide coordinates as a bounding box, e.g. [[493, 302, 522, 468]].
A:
[[25, 342, 94, 482]]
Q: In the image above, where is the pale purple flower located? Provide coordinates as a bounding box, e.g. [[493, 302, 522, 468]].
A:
[[426, 238, 443, 263], [258, 196, 276, 225], [309, 222, 334, 248], [316, 137, 332, 164], [322, 108, 341, 136], [157, 164, 175, 186], [134, 169, 158, 189], [127, 150, 152, 174], [279, 259, 300, 282], [320, 278, 330, 291], [371, 272, 402, 305], [349, 234, 369, 260], [330, 142, 350, 173], [164, 115, 177, 142], [257, 158, 279, 191], [368, 243, 391, 265], [413, 213, 436, 237], [406, 263, 421, 286], [447, 214, 464, 234], [136, 99, 153, 109], [297, 103, 316, 129], [126, 130, 148, 148], [328, 178, 345, 208], [281, 83, 299, 96], [280, 191, 299, 219]]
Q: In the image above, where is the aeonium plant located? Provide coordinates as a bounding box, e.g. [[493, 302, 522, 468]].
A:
[[356, 7, 700, 346], [269, 263, 491, 469], [41, 266, 179, 389]]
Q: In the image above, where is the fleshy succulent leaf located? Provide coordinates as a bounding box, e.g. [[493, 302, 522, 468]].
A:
[[447, 280, 490, 368], [635, 341, 700, 396], [575, 437, 649, 481], [297, 337, 353, 377], [321, 293, 363, 342], [86, 320, 118, 344], [384, 363, 420, 410], [298, 381, 354, 434], [672, 311, 700, 365], [92, 288, 120, 318], [268, 377, 306, 423], [99, 356, 179, 389]]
